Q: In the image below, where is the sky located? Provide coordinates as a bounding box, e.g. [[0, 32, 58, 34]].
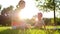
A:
[[0, 0, 54, 19]]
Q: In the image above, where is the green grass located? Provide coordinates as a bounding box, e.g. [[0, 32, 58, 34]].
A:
[[0, 26, 60, 34]]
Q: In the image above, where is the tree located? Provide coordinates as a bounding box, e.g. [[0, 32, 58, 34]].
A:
[[1, 8, 6, 15], [1, 5, 14, 16], [0, 5, 14, 26], [0, 5, 2, 10]]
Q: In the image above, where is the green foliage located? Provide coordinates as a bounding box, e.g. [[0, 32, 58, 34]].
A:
[[43, 18, 51, 25], [36, 0, 39, 1], [0, 5, 2, 10], [1, 5, 14, 15], [35, 0, 60, 15]]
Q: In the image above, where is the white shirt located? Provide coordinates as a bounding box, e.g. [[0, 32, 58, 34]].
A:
[[34, 19, 44, 27]]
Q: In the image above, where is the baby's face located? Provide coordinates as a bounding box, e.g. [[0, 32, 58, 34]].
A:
[[38, 13, 42, 20], [38, 16, 42, 20]]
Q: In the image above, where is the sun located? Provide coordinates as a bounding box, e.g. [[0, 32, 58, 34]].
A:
[[18, 6, 39, 19], [19, 8, 33, 19], [18, 8, 38, 19]]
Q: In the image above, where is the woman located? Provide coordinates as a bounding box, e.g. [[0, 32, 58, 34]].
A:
[[11, 0, 25, 29]]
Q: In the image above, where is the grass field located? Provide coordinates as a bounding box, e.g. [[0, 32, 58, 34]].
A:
[[0, 26, 60, 34]]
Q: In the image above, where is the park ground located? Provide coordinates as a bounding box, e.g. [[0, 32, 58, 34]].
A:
[[0, 26, 60, 34]]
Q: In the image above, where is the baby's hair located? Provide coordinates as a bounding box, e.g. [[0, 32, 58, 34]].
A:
[[38, 12, 43, 17]]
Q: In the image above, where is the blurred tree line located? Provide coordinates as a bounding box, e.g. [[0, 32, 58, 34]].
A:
[[25, 18, 60, 26], [0, 5, 14, 26]]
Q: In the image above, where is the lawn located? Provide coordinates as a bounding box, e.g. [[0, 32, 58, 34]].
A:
[[0, 26, 60, 34]]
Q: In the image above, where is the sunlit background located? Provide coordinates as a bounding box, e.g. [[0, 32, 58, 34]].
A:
[[0, 0, 56, 19]]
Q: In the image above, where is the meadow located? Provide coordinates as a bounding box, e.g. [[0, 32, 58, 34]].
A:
[[0, 26, 60, 34]]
